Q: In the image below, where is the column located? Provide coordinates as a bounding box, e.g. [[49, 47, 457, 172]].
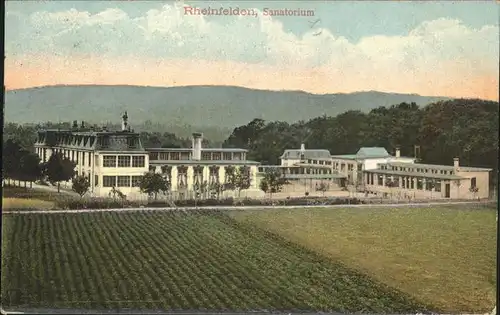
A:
[[218, 166, 226, 184], [399, 176, 403, 188], [171, 166, 178, 191], [413, 177, 417, 190], [203, 166, 210, 184], [251, 166, 258, 189], [187, 166, 194, 190], [382, 175, 386, 187]]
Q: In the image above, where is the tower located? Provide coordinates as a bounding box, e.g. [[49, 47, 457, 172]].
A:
[[122, 111, 128, 131]]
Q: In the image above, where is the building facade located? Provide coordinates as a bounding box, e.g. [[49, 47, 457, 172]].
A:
[[272, 144, 491, 200], [331, 147, 415, 188], [34, 114, 263, 200], [258, 144, 347, 196], [364, 158, 491, 199]]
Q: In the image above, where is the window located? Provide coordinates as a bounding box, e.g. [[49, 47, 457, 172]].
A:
[[213, 153, 221, 160], [417, 178, 423, 190], [159, 152, 168, 160], [202, 152, 212, 160], [82, 153, 85, 166], [95, 175, 99, 187], [377, 175, 383, 186], [103, 156, 116, 167], [171, 152, 180, 160], [132, 176, 142, 187], [117, 176, 131, 187], [223, 152, 232, 160], [435, 180, 441, 192], [471, 177, 477, 189], [103, 176, 116, 187], [118, 156, 131, 167], [88, 153, 91, 167], [150, 152, 159, 160], [132, 156, 145, 167]]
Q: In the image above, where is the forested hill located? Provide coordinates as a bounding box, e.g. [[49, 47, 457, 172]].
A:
[[223, 99, 499, 183], [5, 85, 448, 128]]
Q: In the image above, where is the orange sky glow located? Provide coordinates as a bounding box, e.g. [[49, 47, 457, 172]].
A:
[[5, 54, 499, 101]]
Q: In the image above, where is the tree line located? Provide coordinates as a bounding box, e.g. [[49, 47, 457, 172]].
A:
[[3, 139, 76, 192], [223, 99, 499, 185]]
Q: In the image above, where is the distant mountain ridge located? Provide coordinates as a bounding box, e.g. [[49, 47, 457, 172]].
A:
[[5, 85, 450, 128]]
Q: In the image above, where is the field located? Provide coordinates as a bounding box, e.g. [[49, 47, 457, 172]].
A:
[[229, 205, 498, 313], [1, 210, 433, 313], [2, 186, 73, 210], [2, 197, 55, 210]]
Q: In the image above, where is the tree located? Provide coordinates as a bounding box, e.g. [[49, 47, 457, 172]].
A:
[[233, 166, 251, 198], [260, 167, 285, 198], [209, 182, 224, 199], [2, 139, 24, 185], [138, 172, 170, 200], [316, 182, 328, 196], [259, 179, 269, 196], [44, 152, 76, 193], [72, 175, 90, 198], [469, 186, 479, 200], [18, 152, 43, 189], [109, 187, 127, 200]]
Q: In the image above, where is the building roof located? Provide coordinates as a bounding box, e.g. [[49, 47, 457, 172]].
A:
[[281, 149, 331, 160], [331, 147, 393, 160], [364, 169, 464, 180], [356, 147, 390, 158], [387, 161, 492, 172], [150, 160, 260, 166]]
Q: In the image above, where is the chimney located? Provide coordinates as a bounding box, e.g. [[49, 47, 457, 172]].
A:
[[395, 147, 401, 158], [453, 157, 460, 171], [72, 120, 78, 129], [121, 111, 129, 131], [192, 132, 203, 160], [81, 121, 85, 129], [300, 143, 305, 161]]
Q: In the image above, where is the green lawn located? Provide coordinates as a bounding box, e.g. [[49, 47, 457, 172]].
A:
[[2, 186, 76, 204], [229, 204, 498, 313], [1, 210, 433, 313]]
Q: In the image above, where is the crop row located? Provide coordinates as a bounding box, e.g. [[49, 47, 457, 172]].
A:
[[1, 210, 434, 312]]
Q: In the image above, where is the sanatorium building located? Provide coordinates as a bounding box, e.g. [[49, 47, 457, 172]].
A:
[[34, 113, 492, 200]]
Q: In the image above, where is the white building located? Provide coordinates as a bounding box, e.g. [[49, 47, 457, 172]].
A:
[[34, 113, 263, 200]]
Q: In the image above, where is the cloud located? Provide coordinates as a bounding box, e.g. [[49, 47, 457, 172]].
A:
[[4, 4, 499, 100]]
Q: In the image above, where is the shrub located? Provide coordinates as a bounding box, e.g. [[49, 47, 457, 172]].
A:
[[56, 198, 143, 210]]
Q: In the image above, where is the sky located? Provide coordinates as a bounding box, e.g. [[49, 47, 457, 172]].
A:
[[5, 0, 499, 100]]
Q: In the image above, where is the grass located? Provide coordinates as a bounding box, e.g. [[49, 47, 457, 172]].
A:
[[229, 204, 498, 313], [2, 186, 76, 203], [2, 198, 55, 210], [1, 210, 434, 313]]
